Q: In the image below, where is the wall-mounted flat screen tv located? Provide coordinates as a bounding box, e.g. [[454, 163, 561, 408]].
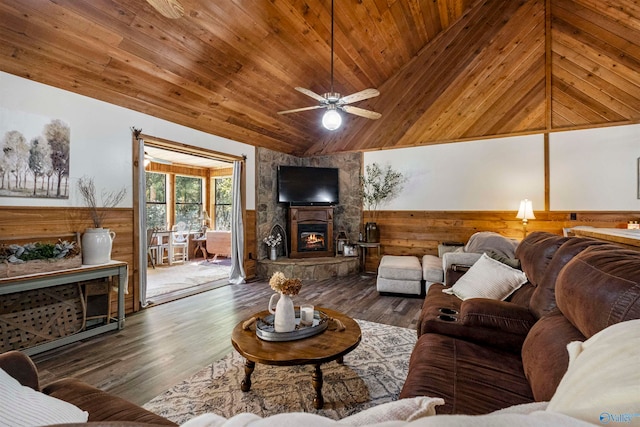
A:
[[278, 166, 339, 205]]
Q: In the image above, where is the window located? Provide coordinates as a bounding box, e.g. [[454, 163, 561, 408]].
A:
[[146, 172, 167, 229], [214, 177, 232, 231], [175, 175, 203, 230]]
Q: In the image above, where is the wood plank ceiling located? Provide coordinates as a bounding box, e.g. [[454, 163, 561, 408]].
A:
[[0, 0, 638, 156]]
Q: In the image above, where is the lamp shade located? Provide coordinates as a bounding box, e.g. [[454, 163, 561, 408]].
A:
[[322, 108, 342, 130], [516, 199, 535, 221]]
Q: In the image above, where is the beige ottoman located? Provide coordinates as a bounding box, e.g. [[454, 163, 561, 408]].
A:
[[422, 254, 444, 293], [377, 255, 423, 296]]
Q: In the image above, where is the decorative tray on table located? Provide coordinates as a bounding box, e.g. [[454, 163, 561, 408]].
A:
[[256, 309, 329, 342]]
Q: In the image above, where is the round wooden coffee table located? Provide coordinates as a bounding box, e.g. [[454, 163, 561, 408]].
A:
[[231, 307, 361, 409]]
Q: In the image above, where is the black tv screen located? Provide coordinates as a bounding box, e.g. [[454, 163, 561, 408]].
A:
[[278, 166, 339, 205]]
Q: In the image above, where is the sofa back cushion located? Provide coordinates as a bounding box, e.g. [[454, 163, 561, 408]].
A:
[[528, 237, 608, 319], [521, 314, 585, 401], [556, 244, 640, 338], [515, 232, 569, 289], [522, 243, 640, 402]]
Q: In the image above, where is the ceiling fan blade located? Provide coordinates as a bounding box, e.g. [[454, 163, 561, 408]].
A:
[[340, 88, 380, 105], [278, 105, 326, 115], [295, 87, 328, 103], [145, 0, 184, 18], [341, 105, 382, 120]]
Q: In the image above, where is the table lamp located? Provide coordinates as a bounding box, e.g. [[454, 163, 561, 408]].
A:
[[516, 199, 535, 236]]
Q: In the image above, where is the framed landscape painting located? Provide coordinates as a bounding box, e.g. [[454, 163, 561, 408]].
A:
[[0, 107, 70, 199]]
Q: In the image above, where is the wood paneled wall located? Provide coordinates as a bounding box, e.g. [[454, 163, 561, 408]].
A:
[[0, 206, 136, 314], [244, 209, 257, 279], [362, 210, 640, 271], [0, 206, 257, 314], [4, 205, 635, 304]]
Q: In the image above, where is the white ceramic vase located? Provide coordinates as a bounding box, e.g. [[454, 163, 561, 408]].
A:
[[82, 228, 116, 265], [268, 292, 296, 333], [270, 246, 277, 261]]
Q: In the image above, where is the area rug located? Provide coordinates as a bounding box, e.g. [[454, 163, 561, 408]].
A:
[[143, 320, 416, 424], [146, 259, 232, 299]]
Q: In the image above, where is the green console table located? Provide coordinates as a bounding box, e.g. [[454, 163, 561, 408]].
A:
[[0, 260, 127, 355]]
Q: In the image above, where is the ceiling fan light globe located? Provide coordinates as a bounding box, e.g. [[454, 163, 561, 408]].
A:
[[322, 109, 342, 130]]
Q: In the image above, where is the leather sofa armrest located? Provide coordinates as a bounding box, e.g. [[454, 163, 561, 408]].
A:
[[459, 298, 536, 336], [0, 350, 40, 390], [43, 379, 177, 426]]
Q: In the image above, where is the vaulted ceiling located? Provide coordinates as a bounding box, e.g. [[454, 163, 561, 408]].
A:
[[0, 0, 638, 156]]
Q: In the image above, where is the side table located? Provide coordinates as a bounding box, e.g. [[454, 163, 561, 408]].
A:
[[356, 241, 381, 274]]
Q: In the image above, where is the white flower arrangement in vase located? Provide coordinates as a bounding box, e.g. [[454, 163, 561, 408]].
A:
[[263, 233, 282, 261]]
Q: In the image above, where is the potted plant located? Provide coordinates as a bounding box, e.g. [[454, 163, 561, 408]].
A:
[[77, 177, 126, 265], [0, 240, 81, 277], [360, 163, 406, 242]]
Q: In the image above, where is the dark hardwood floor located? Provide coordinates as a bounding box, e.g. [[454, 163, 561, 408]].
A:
[[31, 274, 425, 406]]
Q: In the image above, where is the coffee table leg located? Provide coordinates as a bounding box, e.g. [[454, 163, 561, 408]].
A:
[[312, 364, 324, 409], [241, 359, 255, 392]]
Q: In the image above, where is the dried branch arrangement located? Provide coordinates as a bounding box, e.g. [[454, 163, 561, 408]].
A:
[[77, 176, 126, 228]]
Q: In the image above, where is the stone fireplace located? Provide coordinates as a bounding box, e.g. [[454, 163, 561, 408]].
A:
[[256, 147, 362, 265], [288, 206, 334, 258]]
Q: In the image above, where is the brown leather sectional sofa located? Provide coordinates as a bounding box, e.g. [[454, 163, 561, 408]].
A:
[[400, 231, 640, 414], [3, 230, 638, 424]]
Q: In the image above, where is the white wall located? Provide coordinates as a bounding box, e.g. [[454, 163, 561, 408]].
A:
[[364, 135, 545, 211], [550, 124, 640, 211], [365, 124, 640, 212], [0, 71, 256, 209]]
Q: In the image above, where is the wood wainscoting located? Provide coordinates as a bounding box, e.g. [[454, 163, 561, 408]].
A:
[[0, 207, 258, 315], [362, 210, 640, 272], [244, 209, 257, 278], [0, 206, 136, 315]]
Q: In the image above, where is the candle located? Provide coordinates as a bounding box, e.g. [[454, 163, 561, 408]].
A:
[[300, 304, 314, 326]]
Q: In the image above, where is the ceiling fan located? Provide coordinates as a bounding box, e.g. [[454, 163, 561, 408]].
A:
[[277, 0, 382, 130]]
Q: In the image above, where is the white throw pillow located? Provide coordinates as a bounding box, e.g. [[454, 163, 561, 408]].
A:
[[547, 319, 640, 425], [339, 397, 444, 425], [442, 253, 527, 300], [0, 368, 89, 426]]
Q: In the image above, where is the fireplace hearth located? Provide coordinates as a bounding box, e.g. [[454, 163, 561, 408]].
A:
[[288, 206, 334, 258]]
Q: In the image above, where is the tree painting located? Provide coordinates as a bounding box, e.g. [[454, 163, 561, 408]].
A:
[[0, 109, 70, 199]]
